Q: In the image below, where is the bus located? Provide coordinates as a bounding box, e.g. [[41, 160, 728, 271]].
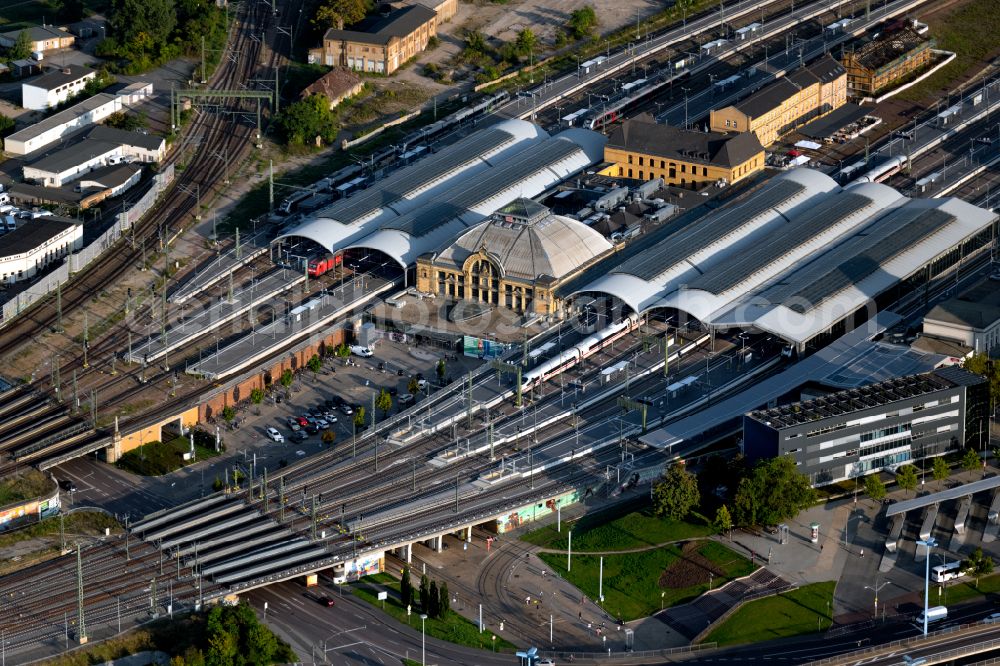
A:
[[931, 561, 964, 583]]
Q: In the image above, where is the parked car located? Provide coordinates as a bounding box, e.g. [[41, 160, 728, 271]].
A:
[[322, 411, 339, 423], [339, 403, 353, 416], [398, 393, 415, 406], [296, 416, 309, 427], [350, 345, 374, 357], [293, 430, 308, 441], [285, 416, 299, 428], [416, 379, 429, 391], [315, 418, 329, 429], [266, 427, 284, 443]]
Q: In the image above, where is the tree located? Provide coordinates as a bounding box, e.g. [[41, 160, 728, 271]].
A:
[[104, 110, 146, 131], [7, 30, 32, 60], [250, 387, 264, 408], [439, 581, 450, 616], [464, 29, 488, 53], [354, 406, 366, 429], [109, 0, 177, 52], [274, 93, 340, 147], [279, 368, 294, 390], [335, 342, 351, 363], [408, 377, 420, 395], [308, 353, 323, 374], [58, 0, 87, 22], [732, 456, 815, 527], [436, 359, 446, 383], [400, 565, 412, 609], [314, 0, 369, 27], [321, 429, 336, 446], [896, 464, 918, 496], [714, 504, 733, 537], [221, 405, 236, 423], [567, 5, 597, 39], [864, 474, 886, 504], [375, 388, 392, 417], [0, 114, 15, 140], [962, 448, 982, 480], [419, 574, 430, 613], [963, 547, 994, 587], [932, 456, 950, 487], [652, 462, 700, 520], [429, 580, 440, 618], [245, 623, 278, 664], [515, 28, 536, 57]]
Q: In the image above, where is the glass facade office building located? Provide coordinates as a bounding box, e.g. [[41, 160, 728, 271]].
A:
[[743, 366, 988, 486]]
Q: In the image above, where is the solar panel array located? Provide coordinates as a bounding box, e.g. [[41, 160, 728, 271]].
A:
[[750, 372, 951, 428], [614, 179, 806, 281], [314, 128, 515, 224], [384, 200, 467, 236], [690, 192, 873, 295], [379, 138, 580, 239], [784, 207, 954, 313]]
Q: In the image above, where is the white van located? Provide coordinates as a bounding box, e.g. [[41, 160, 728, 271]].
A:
[[916, 606, 948, 625]]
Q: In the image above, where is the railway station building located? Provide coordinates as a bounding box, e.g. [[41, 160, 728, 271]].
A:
[[600, 114, 765, 189], [564, 168, 999, 352], [709, 54, 847, 146], [744, 366, 987, 485], [274, 120, 606, 288], [842, 24, 934, 99], [414, 199, 612, 316]]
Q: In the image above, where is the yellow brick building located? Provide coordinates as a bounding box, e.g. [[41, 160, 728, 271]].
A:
[[842, 26, 934, 99], [309, 5, 438, 75], [710, 55, 847, 147], [601, 114, 765, 188]]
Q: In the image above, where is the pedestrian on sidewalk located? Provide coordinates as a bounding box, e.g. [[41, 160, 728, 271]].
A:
[[860, 548, 864, 558]]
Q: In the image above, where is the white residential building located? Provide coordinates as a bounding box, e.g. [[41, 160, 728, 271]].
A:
[[0, 216, 83, 285], [22, 65, 96, 110]]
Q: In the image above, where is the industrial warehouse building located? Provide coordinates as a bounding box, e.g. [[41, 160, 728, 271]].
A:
[[842, 24, 934, 99], [744, 366, 988, 485], [2, 84, 154, 157], [308, 4, 438, 74], [22, 125, 164, 187], [0, 216, 83, 285], [275, 119, 606, 280], [567, 168, 999, 351], [710, 55, 847, 146], [21, 65, 95, 110], [600, 114, 765, 188], [415, 199, 612, 316]]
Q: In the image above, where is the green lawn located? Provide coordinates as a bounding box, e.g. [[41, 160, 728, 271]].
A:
[[521, 498, 714, 551], [353, 574, 515, 653], [898, 0, 1000, 102], [116, 433, 221, 476], [935, 572, 1000, 606], [539, 541, 755, 621], [703, 582, 836, 646]]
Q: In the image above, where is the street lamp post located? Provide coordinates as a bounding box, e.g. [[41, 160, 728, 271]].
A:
[[916, 537, 937, 637], [420, 613, 428, 665], [865, 579, 893, 619]]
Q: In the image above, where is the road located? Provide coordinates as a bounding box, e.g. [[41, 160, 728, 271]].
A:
[[244, 581, 512, 665]]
